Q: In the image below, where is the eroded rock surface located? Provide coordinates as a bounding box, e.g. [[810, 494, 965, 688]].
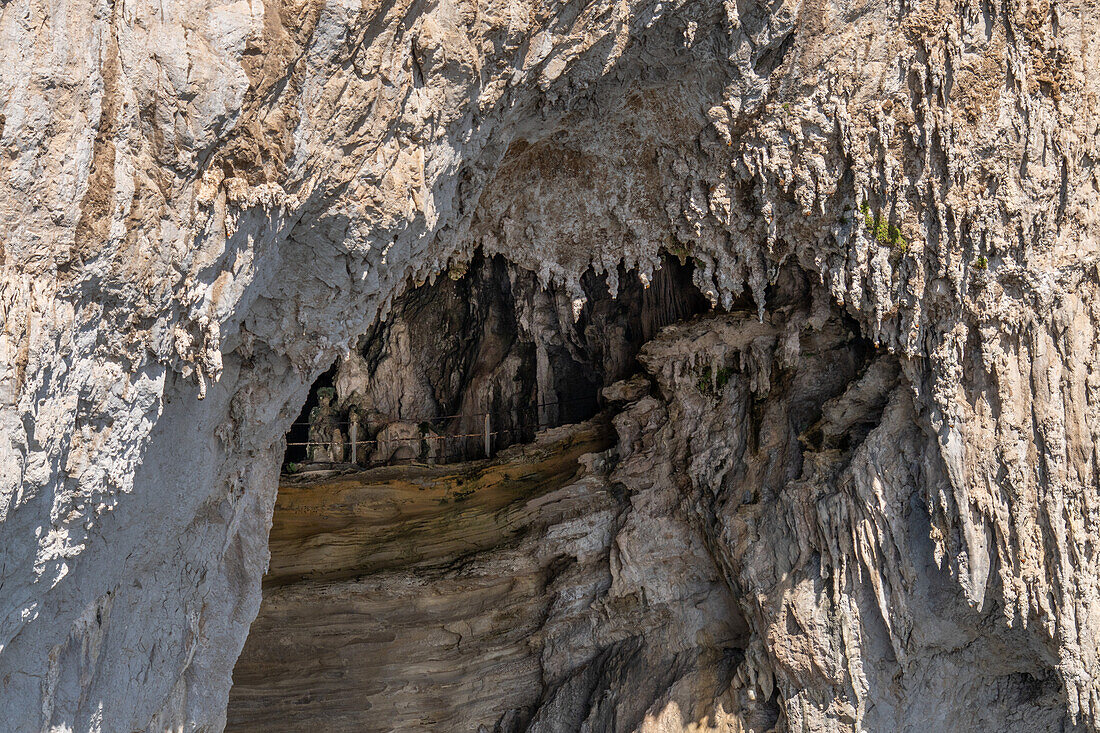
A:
[[229, 420, 752, 732], [315, 251, 710, 462], [0, 0, 1098, 729]]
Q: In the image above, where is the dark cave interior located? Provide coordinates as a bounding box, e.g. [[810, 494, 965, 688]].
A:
[[283, 250, 718, 469]]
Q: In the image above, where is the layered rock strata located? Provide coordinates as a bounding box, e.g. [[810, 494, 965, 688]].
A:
[[229, 420, 753, 732]]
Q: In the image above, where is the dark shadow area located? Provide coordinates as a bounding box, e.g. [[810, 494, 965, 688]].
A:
[[283, 364, 336, 465], [284, 249, 717, 471]]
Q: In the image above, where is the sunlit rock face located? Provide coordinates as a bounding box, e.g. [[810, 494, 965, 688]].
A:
[[0, 0, 1098, 729]]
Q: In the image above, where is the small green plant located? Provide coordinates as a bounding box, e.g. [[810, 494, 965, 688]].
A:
[[975, 255, 988, 270], [697, 365, 734, 396], [874, 217, 890, 244], [859, 201, 874, 229], [317, 386, 336, 401], [665, 242, 692, 264], [859, 202, 908, 252], [782, 102, 791, 112], [285, 462, 300, 475], [889, 225, 908, 252]]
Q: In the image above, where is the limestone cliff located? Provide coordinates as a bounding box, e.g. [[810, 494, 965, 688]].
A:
[[0, 0, 1097, 729]]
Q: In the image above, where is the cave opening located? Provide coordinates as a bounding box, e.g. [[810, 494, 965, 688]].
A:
[[226, 242, 920, 732], [279, 249, 715, 475], [226, 250, 756, 731]]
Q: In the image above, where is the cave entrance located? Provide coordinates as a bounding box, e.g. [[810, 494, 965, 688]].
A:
[[279, 250, 712, 474], [226, 251, 723, 730]]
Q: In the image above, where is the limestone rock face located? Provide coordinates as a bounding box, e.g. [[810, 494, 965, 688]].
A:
[[0, 0, 1098, 729], [327, 251, 709, 462]]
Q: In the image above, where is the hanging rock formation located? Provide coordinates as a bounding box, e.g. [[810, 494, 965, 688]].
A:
[[0, 0, 1098, 729], [301, 252, 710, 464]]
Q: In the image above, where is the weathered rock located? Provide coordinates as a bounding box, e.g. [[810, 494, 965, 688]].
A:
[[228, 419, 754, 732], [0, 0, 1097, 729], [369, 420, 426, 463], [230, 284, 1081, 731]]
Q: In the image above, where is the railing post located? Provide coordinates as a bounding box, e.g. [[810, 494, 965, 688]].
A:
[[484, 412, 491, 458], [349, 412, 359, 465]]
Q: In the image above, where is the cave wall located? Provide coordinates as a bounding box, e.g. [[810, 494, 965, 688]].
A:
[[228, 418, 752, 732], [0, 0, 1098, 729]]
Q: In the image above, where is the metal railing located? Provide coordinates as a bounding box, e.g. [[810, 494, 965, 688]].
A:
[[283, 395, 600, 465]]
